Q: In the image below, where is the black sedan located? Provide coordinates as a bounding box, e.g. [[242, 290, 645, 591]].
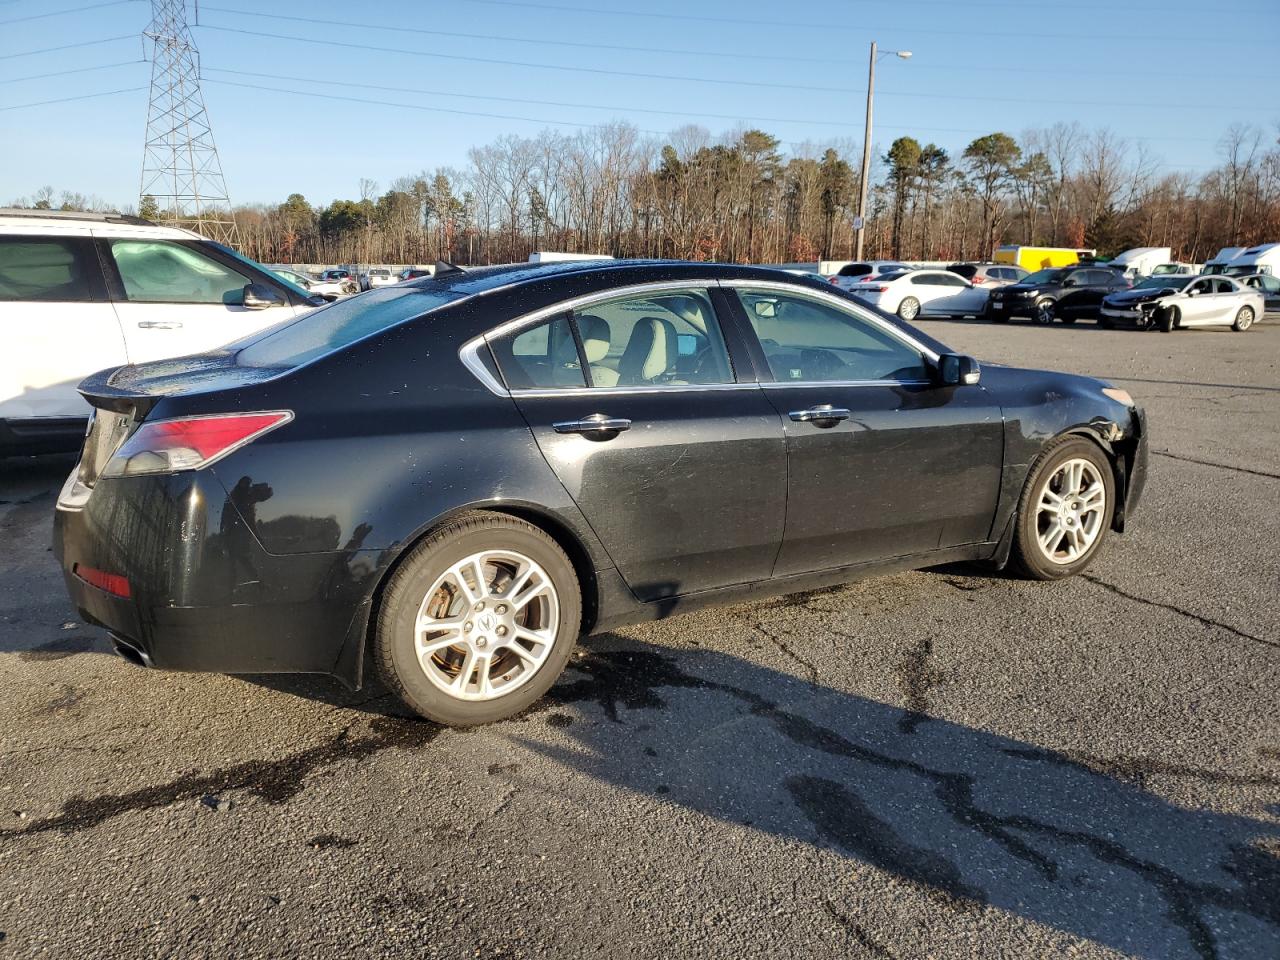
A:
[[987, 266, 1130, 324], [54, 260, 1148, 725]]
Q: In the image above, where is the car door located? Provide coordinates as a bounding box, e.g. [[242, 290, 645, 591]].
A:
[[0, 233, 128, 423], [928, 271, 987, 315], [488, 284, 788, 602], [908, 274, 950, 315], [98, 236, 298, 364], [1181, 278, 1216, 322], [1213, 278, 1247, 322], [725, 284, 1004, 576]]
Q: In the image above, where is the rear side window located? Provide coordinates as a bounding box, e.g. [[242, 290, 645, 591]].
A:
[[1214, 279, 1237, 293], [491, 314, 586, 389], [235, 286, 462, 368], [109, 239, 254, 305], [0, 236, 100, 302]]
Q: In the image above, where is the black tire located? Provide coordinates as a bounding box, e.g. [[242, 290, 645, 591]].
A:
[[1059, 313, 1078, 324], [374, 512, 581, 726], [1034, 298, 1056, 324], [1232, 306, 1255, 332], [1159, 306, 1178, 333], [1008, 436, 1116, 581], [897, 297, 920, 321], [1097, 315, 1115, 329], [989, 311, 1009, 323]]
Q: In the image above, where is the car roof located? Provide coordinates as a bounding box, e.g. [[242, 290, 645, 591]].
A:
[[401, 258, 844, 297], [0, 208, 204, 240]]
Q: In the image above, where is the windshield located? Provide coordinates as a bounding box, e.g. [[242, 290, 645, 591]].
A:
[[1222, 265, 1254, 277], [1022, 268, 1069, 285], [1134, 276, 1192, 290], [236, 286, 463, 368]]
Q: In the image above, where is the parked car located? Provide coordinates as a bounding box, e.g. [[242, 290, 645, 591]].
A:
[[361, 267, 398, 290], [987, 266, 1130, 324], [271, 268, 352, 302], [849, 268, 990, 320], [1099, 275, 1262, 332], [946, 262, 1028, 287], [0, 209, 320, 456], [54, 259, 1147, 725], [399, 267, 433, 282], [827, 260, 907, 290], [1240, 273, 1280, 315], [318, 269, 359, 295]]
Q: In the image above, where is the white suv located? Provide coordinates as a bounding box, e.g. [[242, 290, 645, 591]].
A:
[[0, 209, 321, 456]]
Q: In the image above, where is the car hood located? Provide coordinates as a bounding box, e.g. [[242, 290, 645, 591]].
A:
[[1105, 286, 1179, 304]]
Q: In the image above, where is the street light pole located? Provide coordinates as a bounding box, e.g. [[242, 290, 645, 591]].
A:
[[854, 41, 876, 261], [853, 44, 911, 263]]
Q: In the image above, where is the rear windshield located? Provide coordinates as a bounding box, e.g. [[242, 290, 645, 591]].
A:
[[235, 286, 463, 368], [1022, 268, 1069, 284], [837, 264, 871, 277]]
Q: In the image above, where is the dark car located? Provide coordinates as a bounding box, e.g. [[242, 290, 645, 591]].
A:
[[1240, 273, 1280, 315], [986, 266, 1130, 324], [398, 267, 433, 282], [54, 260, 1148, 725]]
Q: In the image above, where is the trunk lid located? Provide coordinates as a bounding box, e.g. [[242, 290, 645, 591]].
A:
[[76, 353, 287, 486]]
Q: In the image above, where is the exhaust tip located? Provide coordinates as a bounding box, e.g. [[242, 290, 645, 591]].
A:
[[109, 633, 151, 668]]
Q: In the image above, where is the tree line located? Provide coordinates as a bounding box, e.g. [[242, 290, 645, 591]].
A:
[[12, 121, 1280, 266]]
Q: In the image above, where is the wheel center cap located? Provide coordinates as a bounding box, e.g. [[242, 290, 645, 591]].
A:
[[478, 612, 496, 632]]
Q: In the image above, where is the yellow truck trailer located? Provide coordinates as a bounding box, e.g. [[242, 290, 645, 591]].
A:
[[994, 245, 1096, 271]]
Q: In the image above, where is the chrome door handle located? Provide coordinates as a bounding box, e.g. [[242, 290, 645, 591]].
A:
[[136, 321, 183, 329], [789, 405, 850, 425], [553, 414, 632, 435]]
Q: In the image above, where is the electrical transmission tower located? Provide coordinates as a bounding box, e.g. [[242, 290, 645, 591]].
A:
[[139, 0, 240, 245]]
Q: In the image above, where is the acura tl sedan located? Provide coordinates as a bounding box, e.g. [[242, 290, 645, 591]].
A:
[[54, 260, 1148, 725]]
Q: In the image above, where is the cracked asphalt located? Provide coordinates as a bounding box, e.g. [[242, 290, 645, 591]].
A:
[[1, 319, 1278, 959]]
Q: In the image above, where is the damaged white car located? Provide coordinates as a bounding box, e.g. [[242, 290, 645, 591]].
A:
[[1099, 275, 1264, 332]]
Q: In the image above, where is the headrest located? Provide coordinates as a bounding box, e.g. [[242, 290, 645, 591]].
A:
[[577, 314, 611, 364]]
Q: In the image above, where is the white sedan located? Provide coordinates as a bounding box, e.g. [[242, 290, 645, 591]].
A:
[[1100, 275, 1264, 332], [272, 268, 355, 302], [848, 268, 990, 320]]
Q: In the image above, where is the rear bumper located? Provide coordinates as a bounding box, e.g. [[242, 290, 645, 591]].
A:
[[54, 469, 379, 681]]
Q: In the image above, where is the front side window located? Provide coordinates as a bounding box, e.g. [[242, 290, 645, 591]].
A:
[[734, 289, 928, 383], [109, 239, 254, 305], [1188, 279, 1213, 296], [0, 236, 99, 302]]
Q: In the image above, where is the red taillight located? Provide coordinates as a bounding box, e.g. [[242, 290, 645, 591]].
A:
[[74, 563, 131, 598], [828, 276, 840, 284], [971, 276, 985, 284], [101, 411, 292, 478]]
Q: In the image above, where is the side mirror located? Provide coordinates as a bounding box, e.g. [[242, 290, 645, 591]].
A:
[[938, 353, 981, 387], [1061, 277, 1077, 287], [1186, 288, 1199, 297], [243, 282, 285, 310]]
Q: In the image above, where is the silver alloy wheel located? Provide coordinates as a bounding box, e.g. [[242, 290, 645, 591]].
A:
[[414, 549, 559, 701], [1236, 307, 1254, 330], [1036, 299, 1055, 324], [1034, 457, 1107, 564], [898, 297, 920, 320]]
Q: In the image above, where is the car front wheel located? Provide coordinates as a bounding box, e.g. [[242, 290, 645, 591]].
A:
[[1035, 298, 1056, 324], [1159, 306, 1179, 333], [374, 513, 581, 725], [1010, 437, 1115, 580]]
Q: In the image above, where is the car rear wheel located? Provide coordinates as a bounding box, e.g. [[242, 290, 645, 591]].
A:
[[1159, 306, 1178, 333], [897, 297, 920, 321], [1009, 437, 1115, 580], [1035, 298, 1056, 324], [1232, 306, 1255, 331], [374, 513, 581, 725], [1097, 315, 1114, 329]]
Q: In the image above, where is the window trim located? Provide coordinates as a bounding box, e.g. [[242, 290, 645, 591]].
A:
[[459, 277, 943, 397]]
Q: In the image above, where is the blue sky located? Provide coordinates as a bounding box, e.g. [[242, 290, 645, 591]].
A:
[[2, 0, 1278, 208]]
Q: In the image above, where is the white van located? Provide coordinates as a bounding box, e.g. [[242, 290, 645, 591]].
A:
[[1201, 246, 1247, 275], [0, 209, 320, 456], [1221, 243, 1280, 278], [1108, 247, 1171, 281]]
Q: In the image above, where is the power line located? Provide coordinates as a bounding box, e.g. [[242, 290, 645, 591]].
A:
[[448, 0, 1242, 43], [0, 0, 140, 26], [0, 86, 145, 112], [200, 68, 1223, 145], [0, 34, 137, 60], [0, 60, 143, 85], [196, 5, 854, 65], [195, 25, 1239, 114]]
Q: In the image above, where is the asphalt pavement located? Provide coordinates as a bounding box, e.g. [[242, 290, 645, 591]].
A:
[[1, 317, 1277, 959]]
